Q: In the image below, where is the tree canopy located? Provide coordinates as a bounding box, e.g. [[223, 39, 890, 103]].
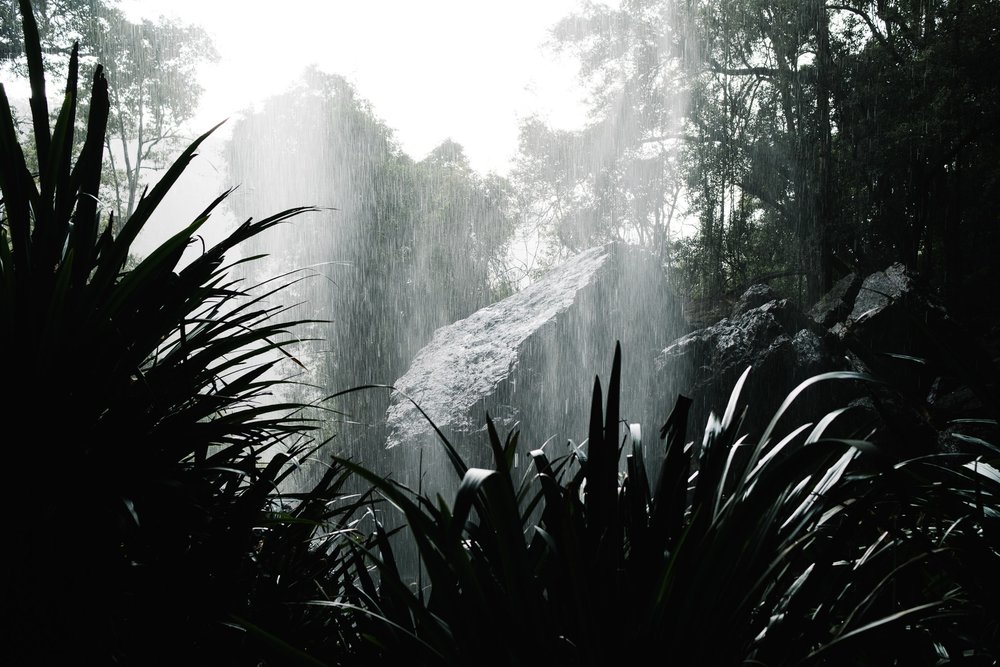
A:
[[1, 0, 217, 221], [519, 0, 1000, 316]]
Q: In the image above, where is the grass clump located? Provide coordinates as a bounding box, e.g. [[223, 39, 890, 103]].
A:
[[324, 345, 1000, 666], [0, 2, 363, 663]]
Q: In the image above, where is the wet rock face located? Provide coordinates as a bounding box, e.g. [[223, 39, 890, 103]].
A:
[[660, 262, 999, 450], [826, 263, 944, 395], [809, 272, 861, 328], [656, 295, 849, 437], [387, 246, 612, 447], [658, 298, 837, 391], [385, 256, 997, 497], [385, 244, 686, 488], [731, 284, 778, 318], [848, 263, 914, 325], [834, 263, 924, 351], [834, 263, 1000, 424]]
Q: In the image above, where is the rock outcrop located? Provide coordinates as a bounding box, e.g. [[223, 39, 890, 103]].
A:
[[656, 294, 851, 438], [383, 253, 998, 500], [385, 244, 686, 492], [808, 272, 861, 329], [658, 262, 999, 451]]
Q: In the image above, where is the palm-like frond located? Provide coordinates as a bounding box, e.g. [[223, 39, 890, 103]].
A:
[[0, 3, 350, 663], [333, 342, 1000, 665]]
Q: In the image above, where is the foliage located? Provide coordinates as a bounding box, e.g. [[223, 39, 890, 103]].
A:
[[513, 0, 686, 269], [98, 12, 218, 220], [0, 0, 219, 221], [319, 343, 1000, 665], [829, 0, 1000, 315], [6, 2, 1000, 664], [0, 3, 340, 663], [520, 0, 1000, 312]]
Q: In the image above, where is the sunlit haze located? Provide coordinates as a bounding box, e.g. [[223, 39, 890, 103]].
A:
[[122, 0, 591, 174]]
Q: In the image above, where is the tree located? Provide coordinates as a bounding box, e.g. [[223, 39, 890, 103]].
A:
[[1, 0, 218, 221], [829, 0, 1000, 316], [690, 0, 836, 300], [413, 139, 519, 319], [514, 0, 687, 272], [528, 0, 1000, 311], [225, 70, 518, 478], [96, 12, 217, 220]]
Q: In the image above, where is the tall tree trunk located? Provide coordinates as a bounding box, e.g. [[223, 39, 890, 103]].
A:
[[944, 0, 965, 314], [811, 0, 834, 300]]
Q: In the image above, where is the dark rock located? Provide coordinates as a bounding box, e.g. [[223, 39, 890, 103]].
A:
[[847, 263, 914, 327], [927, 381, 981, 421], [835, 263, 919, 348], [656, 264, 999, 457], [385, 244, 687, 494], [809, 263, 938, 409], [809, 272, 861, 328], [790, 328, 829, 368], [731, 284, 778, 319], [833, 263, 1000, 422], [656, 288, 855, 440], [938, 418, 999, 455]]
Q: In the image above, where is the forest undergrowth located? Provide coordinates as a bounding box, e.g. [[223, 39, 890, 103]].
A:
[[3, 1, 1000, 664]]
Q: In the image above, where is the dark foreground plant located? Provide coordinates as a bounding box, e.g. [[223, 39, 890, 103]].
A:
[[324, 343, 1000, 666], [0, 2, 364, 664], [7, 2, 999, 664]]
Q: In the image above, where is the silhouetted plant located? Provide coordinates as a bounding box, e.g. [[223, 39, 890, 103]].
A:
[[327, 343, 999, 665], [0, 2, 363, 664], [5, 1, 999, 665]]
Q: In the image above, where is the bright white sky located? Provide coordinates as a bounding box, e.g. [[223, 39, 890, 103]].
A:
[[0, 4, 607, 270], [121, 0, 592, 175], [80, 0, 601, 254]]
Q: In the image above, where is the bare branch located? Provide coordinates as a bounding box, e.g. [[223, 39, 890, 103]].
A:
[[709, 59, 782, 78], [826, 4, 905, 63]]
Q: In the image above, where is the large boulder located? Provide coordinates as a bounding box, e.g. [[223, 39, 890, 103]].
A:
[[656, 293, 852, 438], [830, 263, 920, 346], [658, 262, 999, 454], [833, 263, 1000, 424], [385, 244, 686, 493], [809, 272, 861, 328]]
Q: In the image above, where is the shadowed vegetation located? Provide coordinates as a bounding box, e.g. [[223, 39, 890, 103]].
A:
[[320, 345, 1000, 665], [0, 1, 358, 663], [3, 2, 1000, 665]]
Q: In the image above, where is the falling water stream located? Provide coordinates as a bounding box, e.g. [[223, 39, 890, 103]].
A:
[[204, 10, 695, 589], [29, 0, 694, 580]]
